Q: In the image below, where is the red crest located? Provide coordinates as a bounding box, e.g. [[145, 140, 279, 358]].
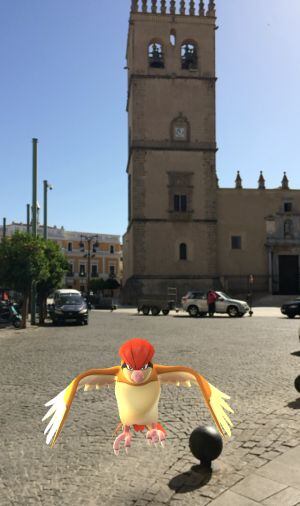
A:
[[119, 338, 155, 370]]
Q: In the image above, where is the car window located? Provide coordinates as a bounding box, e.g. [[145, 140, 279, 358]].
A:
[[191, 292, 205, 299], [57, 295, 83, 306]]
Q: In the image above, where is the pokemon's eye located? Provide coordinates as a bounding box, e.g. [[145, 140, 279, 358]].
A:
[[126, 364, 133, 371], [142, 363, 149, 370]]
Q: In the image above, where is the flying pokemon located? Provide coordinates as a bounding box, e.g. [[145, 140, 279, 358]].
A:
[[43, 338, 234, 455]]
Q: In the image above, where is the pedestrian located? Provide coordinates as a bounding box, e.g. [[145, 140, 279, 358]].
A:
[[207, 290, 217, 317]]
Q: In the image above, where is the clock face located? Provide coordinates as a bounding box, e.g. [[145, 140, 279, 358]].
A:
[[174, 126, 187, 140]]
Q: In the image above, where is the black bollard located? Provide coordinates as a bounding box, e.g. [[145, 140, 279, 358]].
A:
[[189, 426, 223, 467], [294, 375, 300, 393]]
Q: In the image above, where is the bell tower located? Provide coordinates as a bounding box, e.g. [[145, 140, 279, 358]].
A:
[[123, 0, 219, 302]]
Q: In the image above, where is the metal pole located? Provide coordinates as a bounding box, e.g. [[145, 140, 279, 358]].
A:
[[2, 217, 6, 239], [26, 204, 30, 233], [31, 138, 38, 325], [32, 139, 38, 238], [43, 180, 48, 240]]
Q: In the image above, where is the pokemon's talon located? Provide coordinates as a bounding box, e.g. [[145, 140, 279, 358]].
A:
[[113, 426, 131, 456], [146, 426, 166, 447]]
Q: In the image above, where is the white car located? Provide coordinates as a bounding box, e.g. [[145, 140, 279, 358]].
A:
[[181, 290, 249, 318]]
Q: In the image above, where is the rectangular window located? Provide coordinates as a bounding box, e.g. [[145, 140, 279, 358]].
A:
[[68, 242, 72, 252], [231, 236, 242, 250], [79, 264, 86, 277], [67, 263, 73, 276], [91, 265, 98, 278], [284, 202, 292, 212], [174, 194, 187, 212], [110, 245, 114, 254], [109, 265, 115, 276]]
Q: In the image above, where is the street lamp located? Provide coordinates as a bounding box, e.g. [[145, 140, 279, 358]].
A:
[[43, 180, 53, 240], [80, 234, 99, 299]]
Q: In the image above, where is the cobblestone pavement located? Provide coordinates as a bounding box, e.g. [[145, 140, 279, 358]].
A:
[[0, 311, 299, 505]]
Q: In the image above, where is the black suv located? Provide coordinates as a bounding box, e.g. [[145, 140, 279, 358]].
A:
[[50, 293, 89, 325]]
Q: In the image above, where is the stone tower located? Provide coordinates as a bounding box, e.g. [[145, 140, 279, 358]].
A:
[[122, 0, 218, 302]]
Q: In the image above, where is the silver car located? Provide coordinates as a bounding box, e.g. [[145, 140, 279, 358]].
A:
[[181, 290, 249, 318]]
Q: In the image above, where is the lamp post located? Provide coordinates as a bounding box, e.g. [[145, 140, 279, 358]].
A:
[[43, 180, 53, 240], [79, 235, 99, 299], [31, 138, 38, 325]]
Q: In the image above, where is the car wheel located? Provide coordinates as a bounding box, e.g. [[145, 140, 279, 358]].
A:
[[151, 306, 160, 316], [162, 309, 169, 316], [294, 375, 300, 393], [287, 314, 296, 319], [84, 320, 88, 325], [142, 306, 150, 316], [227, 306, 239, 317], [199, 312, 207, 318], [188, 305, 199, 318]]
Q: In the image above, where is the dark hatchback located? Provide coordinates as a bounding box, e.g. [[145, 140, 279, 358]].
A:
[[281, 299, 300, 319], [49, 294, 89, 325]]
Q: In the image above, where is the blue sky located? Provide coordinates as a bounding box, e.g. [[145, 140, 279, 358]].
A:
[[1, 0, 299, 236]]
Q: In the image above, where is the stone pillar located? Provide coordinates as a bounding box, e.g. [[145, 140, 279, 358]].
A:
[[281, 172, 289, 190], [189, 0, 195, 15], [131, 0, 138, 13], [170, 0, 176, 15], [180, 0, 185, 15], [199, 0, 205, 16], [151, 0, 157, 14], [207, 0, 216, 16], [142, 0, 147, 13], [235, 170, 242, 189], [161, 0, 166, 14], [258, 171, 265, 189]]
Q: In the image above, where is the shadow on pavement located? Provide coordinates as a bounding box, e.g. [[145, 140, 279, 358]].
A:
[[168, 463, 212, 494], [291, 351, 300, 357], [286, 398, 300, 410]]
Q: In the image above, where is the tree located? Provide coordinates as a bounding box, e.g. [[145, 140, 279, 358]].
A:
[[36, 240, 69, 325], [89, 278, 106, 295], [0, 233, 49, 328]]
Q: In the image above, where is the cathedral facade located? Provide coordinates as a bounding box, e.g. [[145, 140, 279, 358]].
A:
[[122, 0, 300, 302]]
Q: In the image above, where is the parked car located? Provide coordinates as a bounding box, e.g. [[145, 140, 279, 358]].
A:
[[281, 299, 300, 319], [181, 290, 249, 318], [49, 292, 89, 325]]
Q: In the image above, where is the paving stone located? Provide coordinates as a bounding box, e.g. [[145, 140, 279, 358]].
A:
[[257, 461, 300, 491], [230, 474, 286, 502], [262, 486, 300, 506], [209, 490, 260, 505]]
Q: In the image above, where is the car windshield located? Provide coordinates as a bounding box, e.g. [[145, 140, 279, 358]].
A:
[[57, 295, 83, 306], [217, 291, 230, 299]]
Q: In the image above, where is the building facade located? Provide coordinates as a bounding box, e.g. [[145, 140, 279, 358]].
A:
[[0, 223, 122, 292], [122, 0, 300, 301]]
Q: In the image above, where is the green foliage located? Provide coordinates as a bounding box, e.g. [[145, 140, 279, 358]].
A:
[[104, 278, 120, 290], [36, 240, 69, 298], [0, 232, 49, 295], [90, 278, 106, 294], [89, 277, 120, 294]]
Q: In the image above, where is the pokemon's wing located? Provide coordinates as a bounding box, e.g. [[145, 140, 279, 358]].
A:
[[43, 366, 120, 447], [155, 365, 234, 437]]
